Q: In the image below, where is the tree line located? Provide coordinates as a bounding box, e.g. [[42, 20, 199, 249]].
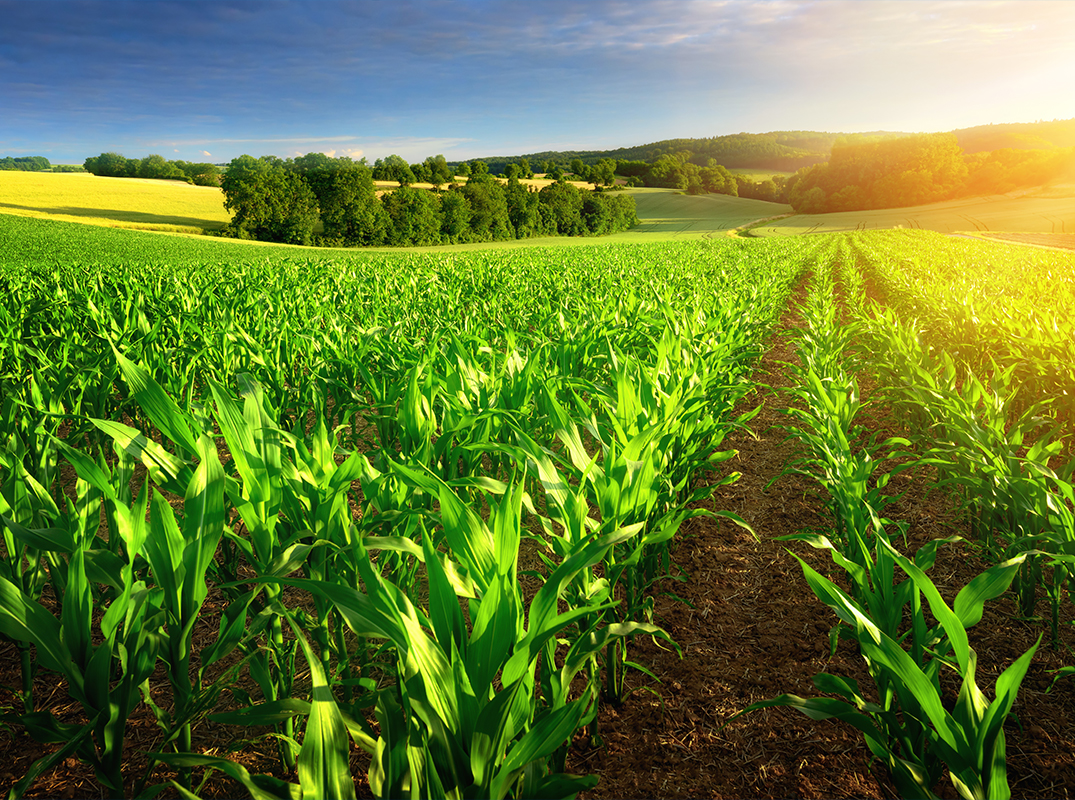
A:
[[1, 156, 52, 171], [785, 133, 1075, 213], [467, 131, 842, 175], [220, 153, 639, 247], [83, 152, 221, 186]]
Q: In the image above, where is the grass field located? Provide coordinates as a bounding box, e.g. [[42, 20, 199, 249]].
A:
[[746, 185, 1075, 236]]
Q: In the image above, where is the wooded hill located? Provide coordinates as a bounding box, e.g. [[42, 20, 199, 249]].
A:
[[467, 119, 1075, 175]]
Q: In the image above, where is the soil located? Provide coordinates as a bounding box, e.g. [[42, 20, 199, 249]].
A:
[[2, 295, 1075, 799]]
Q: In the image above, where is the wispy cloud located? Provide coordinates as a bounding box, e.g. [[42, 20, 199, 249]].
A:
[[2, 1, 1072, 162]]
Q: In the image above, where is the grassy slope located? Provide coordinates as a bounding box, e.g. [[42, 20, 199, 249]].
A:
[[749, 185, 1075, 237]]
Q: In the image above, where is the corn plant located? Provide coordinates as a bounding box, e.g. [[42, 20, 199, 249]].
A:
[[740, 541, 1039, 800]]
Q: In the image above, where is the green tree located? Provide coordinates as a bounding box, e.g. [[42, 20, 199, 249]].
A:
[[539, 179, 584, 235], [373, 154, 415, 186], [504, 177, 540, 238], [221, 156, 319, 245], [381, 185, 442, 245], [461, 178, 513, 240], [467, 160, 490, 180], [425, 154, 453, 187], [173, 161, 221, 186], [84, 152, 137, 177], [590, 158, 616, 186], [311, 160, 387, 245], [439, 188, 473, 242], [138, 154, 187, 181], [410, 161, 432, 184]]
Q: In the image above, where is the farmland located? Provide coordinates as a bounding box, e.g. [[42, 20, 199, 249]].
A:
[[0, 172, 231, 234], [747, 185, 1075, 237], [2, 208, 1075, 800]]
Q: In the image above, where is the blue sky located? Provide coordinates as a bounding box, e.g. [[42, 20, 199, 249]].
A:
[[2, 0, 1073, 165]]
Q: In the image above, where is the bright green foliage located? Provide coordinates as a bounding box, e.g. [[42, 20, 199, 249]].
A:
[[0, 214, 810, 797]]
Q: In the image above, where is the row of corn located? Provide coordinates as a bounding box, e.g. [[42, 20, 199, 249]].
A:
[[742, 237, 1074, 799], [0, 240, 812, 797]]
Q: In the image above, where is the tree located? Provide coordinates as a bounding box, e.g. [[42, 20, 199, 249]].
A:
[[504, 177, 540, 238], [440, 189, 473, 242], [138, 154, 186, 181], [311, 160, 387, 245], [221, 156, 319, 245], [569, 157, 586, 179], [461, 178, 512, 241], [84, 151, 137, 177], [539, 180, 584, 235], [381, 186, 442, 246], [468, 160, 489, 180], [373, 154, 415, 186], [410, 161, 432, 184], [174, 161, 221, 186], [0, 156, 50, 171], [590, 158, 616, 186], [425, 155, 453, 187]]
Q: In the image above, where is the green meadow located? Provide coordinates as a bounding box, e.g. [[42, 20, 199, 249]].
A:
[[746, 185, 1075, 237]]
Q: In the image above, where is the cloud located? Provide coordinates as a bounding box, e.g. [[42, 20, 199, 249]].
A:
[[3, 1, 1074, 163]]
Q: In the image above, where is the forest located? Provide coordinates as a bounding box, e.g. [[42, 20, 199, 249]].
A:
[[219, 153, 639, 247], [0, 156, 52, 171], [83, 153, 222, 186], [785, 132, 1075, 213]]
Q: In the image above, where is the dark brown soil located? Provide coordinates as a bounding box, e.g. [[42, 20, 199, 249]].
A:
[[573, 304, 1075, 800], [2, 299, 1074, 800]]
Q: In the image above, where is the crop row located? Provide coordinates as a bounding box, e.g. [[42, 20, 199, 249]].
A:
[[0, 233, 817, 797]]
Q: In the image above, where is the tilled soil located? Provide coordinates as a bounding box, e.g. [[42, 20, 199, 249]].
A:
[[574, 310, 1075, 799], [3, 304, 1075, 799]]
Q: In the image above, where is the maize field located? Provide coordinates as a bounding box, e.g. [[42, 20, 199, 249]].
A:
[[1, 215, 1074, 798]]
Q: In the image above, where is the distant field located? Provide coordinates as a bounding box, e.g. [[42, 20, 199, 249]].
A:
[[626, 188, 791, 239], [4, 170, 1073, 247], [0, 173, 789, 245], [730, 169, 794, 181], [747, 186, 1075, 237], [0, 171, 230, 233]]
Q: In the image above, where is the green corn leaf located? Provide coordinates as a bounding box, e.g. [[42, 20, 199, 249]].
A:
[[952, 555, 1025, 629], [150, 753, 300, 800], [0, 514, 75, 553], [286, 616, 357, 800], [209, 698, 312, 727], [110, 343, 200, 456]]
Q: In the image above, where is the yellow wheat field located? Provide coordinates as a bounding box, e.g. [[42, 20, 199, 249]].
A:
[[0, 171, 230, 233]]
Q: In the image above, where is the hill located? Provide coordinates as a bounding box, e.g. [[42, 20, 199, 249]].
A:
[[464, 120, 1075, 175], [954, 118, 1075, 153], [466, 131, 884, 174]]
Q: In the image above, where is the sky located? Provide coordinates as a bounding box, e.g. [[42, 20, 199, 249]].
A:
[[2, 0, 1074, 165]]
